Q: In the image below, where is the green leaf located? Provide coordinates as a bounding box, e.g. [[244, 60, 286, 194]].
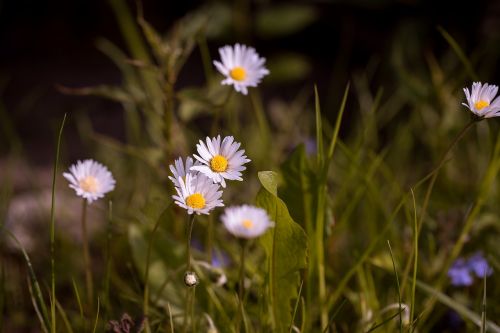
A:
[[256, 171, 308, 332], [280, 144, 315, 229], [258, 171, 278, 196]]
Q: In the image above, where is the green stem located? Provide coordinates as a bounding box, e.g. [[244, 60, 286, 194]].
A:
[[236, 241, 247, 332], [400, 119, 476, 292], [183, 215, 196, 333], [187, 215, 196, 271], [81, 199, 94, 309]]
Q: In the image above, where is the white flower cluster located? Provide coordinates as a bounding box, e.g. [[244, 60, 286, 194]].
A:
[[169, 135, 272, 239]]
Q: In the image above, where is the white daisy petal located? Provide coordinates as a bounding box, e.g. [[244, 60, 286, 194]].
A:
[[63, 159, 116, 204], [172, 173, 224, 215], [221, 205, 274, 239], [191, 135, 250, 187], [213, 43, 269, 95], [168, 156, 200, 187], [463, 82, 500, 118]]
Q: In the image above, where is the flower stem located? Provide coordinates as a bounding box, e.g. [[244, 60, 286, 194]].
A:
[[81, 199, 93, 309], [236, 240, 247, 332], [186, 215, 196, 271], [183, 215, 196, 333]]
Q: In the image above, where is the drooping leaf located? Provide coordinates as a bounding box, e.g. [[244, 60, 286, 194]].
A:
[[256, 171, 308, 332]]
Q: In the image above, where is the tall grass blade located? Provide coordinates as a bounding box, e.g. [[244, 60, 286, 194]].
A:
[[72, 277, 84, 324], [480, 273, 487, 333], [387, 240, 402, 333], [437, 26, 479, 81], [409, 189, 418, 332], [92, 297, 100, 333], [322, 298, 347, 333], [50, 112, 67, 333], [416, 280, 500, 333], [56, 299, 75, 333], [4, 228, 50, 331]]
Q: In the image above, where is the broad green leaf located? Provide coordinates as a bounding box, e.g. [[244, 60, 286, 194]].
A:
[[279, 144, 315, 229], [256, 171, 308, 332], [258, 171, 278, 196]]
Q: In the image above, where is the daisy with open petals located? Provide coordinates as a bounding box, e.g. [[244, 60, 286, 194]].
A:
[[221, 205, 273, 239], [173, 173, 224, 215], [168, 156, 200, 187], [191, 135, 250, 188], [63, 159, 116, 204], [463, 82, 500, 118], [213, 43, 269, 95]]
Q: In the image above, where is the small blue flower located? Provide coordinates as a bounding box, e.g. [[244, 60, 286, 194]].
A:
[[448, 258, 473, 286], [467, 252, 493, 278]]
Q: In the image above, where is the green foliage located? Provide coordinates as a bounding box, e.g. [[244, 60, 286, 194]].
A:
[[256, 171, 308, 332]]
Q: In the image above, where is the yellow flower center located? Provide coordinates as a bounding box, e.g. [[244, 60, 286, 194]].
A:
[[186, 193, 206, 209], [210, 155, 228, 172], [242, 219, 254, 229], [230, 67, 246, 81], [474, 100, 489, 110], [79, 176, 99, 193]]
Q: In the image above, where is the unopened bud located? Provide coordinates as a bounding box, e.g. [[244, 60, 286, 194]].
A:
[[184, 271, 199, 287]]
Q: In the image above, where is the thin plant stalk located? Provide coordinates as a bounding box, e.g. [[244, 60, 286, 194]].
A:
[[183, 215, 196, 333], [50, 113, 67, 333], [80, 199, 94, 308], [236, 241, 247, 332]]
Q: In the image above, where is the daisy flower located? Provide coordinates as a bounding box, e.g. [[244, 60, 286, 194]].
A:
[[213, 43, 269, 95], [221, 205, 274, 239], [173, 173, 224, 215], [191, 135, 250, 188], [168, 156, 200, 187], [462, 82, 500, 118], [63, 159, 116, 204]]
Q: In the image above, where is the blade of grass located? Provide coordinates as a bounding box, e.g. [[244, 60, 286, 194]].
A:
[[416, 280, 500, 333], [289, 280, 304, 333], [409, 189, 418, 333], [92, 297, 100, 333], [325, 82, 350, 168], [56, 299, 75, 333], [387, 241, 402, 333], [50, 113, 67, 333], [480, 272, 487, 333], [4, 228, 50, 331], [366, 310, 404, 333], [27, 277, 49, 333], [315, 85, 324, 169], [322, 298, 347, 333], [437, 26, 479, 81], [72, 277, 84, 325]]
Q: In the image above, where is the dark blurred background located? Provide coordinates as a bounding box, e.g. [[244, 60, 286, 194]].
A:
[[1, 0, 499, 163]]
